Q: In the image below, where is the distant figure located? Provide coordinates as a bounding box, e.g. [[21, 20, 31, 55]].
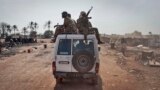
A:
[[62, 11, 77, 33], [121, 38, 127, 56]]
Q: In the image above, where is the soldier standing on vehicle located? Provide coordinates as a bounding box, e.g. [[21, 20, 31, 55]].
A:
[[62, 11, 77, 33]]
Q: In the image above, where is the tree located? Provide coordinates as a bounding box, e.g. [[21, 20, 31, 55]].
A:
[[44, 20, 52, 30], [33, 22, 38, 41], [6, 25, 12, 35], [34, 22, 38, 31], [30, 31, 37, 38], [43, 30, 53, 38], [12, 25, 18, 35], [22, 27, 28, 37], [0, 22, 8, 38], [29, 21, 34, 31], [149, 32, 152, 35]]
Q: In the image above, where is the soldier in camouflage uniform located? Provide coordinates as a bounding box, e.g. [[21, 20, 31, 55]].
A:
[[88, 22, 103, 44], [77, 11, 103, 44], [54, 24, 64, 42], [77, 11, 89, 43], [62, 11, 77, 33], [68, 13, 78, 33]]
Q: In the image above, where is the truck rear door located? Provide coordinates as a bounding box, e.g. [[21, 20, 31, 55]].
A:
[[56, 39, 72, 72]]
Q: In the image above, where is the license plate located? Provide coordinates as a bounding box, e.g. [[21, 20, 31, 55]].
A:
[[59, 61, 69, 64]]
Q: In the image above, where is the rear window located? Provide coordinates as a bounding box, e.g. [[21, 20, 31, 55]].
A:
[[57, 39, 71, 55], [72, 39, 94, 55]]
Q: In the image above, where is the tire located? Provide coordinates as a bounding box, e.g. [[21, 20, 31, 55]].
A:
[[56, 78, 63, 84], [72, 50, 95, 73], [91, 76, 98, 85]]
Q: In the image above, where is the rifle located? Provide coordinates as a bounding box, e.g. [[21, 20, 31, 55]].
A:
[[86, 6, 93, 17], [54, 23, 63, 28]]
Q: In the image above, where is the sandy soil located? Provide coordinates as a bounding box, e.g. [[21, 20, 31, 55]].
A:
[[0, 41, 160, 90]]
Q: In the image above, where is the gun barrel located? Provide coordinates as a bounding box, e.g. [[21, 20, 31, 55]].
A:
[[87, 6, 93, 16]]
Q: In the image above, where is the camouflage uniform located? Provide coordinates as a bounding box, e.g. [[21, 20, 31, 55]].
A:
[[77, 16, 89, 42], [54, 25, 64, 42], [63, 17, 77, 33], [89, 27, 101, 43], [77, 17, 102, 43]]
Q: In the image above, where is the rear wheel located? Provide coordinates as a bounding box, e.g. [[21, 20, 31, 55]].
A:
[[91, 77, 98, 85], [56, 78, 63, 84]]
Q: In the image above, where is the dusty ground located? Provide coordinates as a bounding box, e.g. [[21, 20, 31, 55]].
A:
[[0, 40, 160, 90]]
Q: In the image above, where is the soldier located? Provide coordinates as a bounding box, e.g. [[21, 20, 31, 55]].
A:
[[54, 24, 64, 42], [77, 11, 89, 43], [88, 22, 103, 44], [62, 11, 77, 33], [68, 13, 78, 33], [77, 10, 103, 44], [68, 14, 76, 24]]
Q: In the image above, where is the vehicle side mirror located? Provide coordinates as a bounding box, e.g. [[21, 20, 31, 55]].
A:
[[98, 47, 101, 51]]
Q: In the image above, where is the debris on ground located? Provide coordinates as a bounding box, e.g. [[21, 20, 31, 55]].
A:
[[0, 48, 16, 58], [128, 68, 145, 80], [116, 52, 126, 66]]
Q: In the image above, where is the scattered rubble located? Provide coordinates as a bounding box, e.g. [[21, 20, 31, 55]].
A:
[[116, 53, 126, 64], [0, 48, 16, 58]]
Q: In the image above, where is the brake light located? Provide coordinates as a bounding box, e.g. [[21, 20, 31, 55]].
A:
[[52, 61, 56, 75], [95, 63, 99, 73]]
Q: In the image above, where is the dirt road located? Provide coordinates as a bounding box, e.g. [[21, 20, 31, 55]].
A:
[[0, 43, 159, 90]]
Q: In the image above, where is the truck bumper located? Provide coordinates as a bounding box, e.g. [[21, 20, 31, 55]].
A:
[[54, 72, 97, 79]]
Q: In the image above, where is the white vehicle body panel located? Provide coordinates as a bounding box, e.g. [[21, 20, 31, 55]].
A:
[[53, 34, 99, 73]]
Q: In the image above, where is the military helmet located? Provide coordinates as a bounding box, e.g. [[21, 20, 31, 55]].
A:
[[62, 11, 68, 18], [80, 11, 87, 17], [68, 13, 71, 18]]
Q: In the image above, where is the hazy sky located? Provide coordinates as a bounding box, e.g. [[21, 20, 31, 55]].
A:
[[0, 0, 160, 35]]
